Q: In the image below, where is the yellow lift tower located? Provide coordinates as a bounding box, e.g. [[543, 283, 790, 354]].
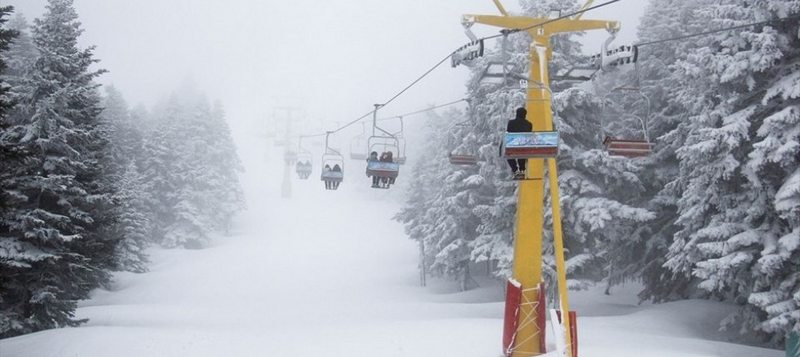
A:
[[462, 1, 619, 356]]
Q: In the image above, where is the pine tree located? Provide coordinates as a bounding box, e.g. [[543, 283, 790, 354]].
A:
[[111, 162, 150, 273], [141, 97, 183, 245], [206, 101, 245, 235], [100, 86, 149, 272], [633, 0, 718, 302], [0, 6, 15, 113], [2, 14, 37, 126], [142, 90, 245, 248], [645, 0, 800, 342], [0, 0, 110, 337]]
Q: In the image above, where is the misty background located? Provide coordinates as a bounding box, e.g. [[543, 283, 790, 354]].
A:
[[8, 0, 645, 142]]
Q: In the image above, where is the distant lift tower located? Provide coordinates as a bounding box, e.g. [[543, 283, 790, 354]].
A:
[[273, 107, 303, 199], [462, 1, 619, 356]]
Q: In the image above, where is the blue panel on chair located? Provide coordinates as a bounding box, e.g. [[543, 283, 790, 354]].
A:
[[321, 171, 344, 180], [504, 132, 559, 148], [503, 131, 559, 159], [367, 161, 400, 172]]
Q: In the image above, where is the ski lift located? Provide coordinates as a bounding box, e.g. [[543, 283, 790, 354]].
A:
[[284, 150, 298, 165], [295, 136, 313, 180], [349, 122, 368, 160], [320, 132, 344, 190], [596, 30, 638, 72], [552, 65, 600, 83], [599, 85, 653, 158], [366, 105, 400, 189], [391, 116, 407, 165], [449, 153, 479, 166], [448, 103, 479, 166], [479, 30, 529, 89], [501, 80, 560, 160]]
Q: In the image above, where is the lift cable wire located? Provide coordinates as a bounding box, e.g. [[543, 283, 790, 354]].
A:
[[377, 98, 468, 122], [297, 0, 622, 139], [635, 13, 800, 47], [298, 133, 328, 138]]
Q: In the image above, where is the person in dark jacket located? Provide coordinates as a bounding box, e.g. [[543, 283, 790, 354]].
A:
[[331, 164, 342, 189], [379, 152, 393, 186], [323, 164, 332, 190], [367, 151, 380, 188], [506, 107, 532, 177]]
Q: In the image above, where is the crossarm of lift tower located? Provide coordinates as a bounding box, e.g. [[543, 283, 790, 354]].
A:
[[463, 0, 620, 41]]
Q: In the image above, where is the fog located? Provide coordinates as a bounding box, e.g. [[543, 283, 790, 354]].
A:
[[6, 2, 795, 356], [8, 0, 646, 143]]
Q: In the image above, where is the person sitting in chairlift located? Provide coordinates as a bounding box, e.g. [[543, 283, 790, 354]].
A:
[[367, 151, 380, 188], [379, 151, 394, 187], [506, 107, 532, 179], [385, 152, 396, 185], [323, 164, 332, 190], [332, 164, 342, 189]]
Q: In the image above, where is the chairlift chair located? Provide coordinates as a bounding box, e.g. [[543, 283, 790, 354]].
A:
[[603, 137, 653, 158], [284, 150, 298, 165], [349, 122, 368, 160], [366, 135, 401, 189], [449, 153, 479, 166], [295, 152, 313, 180], [320, 153, 344, 189], [320, 132, 344, 190], [595, 29, 639, 72], [599, 86, 653, 158]]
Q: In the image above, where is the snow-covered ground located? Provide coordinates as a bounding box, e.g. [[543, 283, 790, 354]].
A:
[[0, 154, 786, 356]]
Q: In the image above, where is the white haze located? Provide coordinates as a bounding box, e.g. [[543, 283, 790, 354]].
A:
[[8, 0, 645, 152]]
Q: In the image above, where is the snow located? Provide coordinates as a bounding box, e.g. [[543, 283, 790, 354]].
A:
[[0, 153, 785, 357]]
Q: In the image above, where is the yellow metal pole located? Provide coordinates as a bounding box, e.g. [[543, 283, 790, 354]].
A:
[[510, 35, 552, 357], [548, 158, 573, 357], [492, 0, 510, 16], [575, 0, 595, 20], [463, 3, 618, 356], [512, 166, 545, 356]]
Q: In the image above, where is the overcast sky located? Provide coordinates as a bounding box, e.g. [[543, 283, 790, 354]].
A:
[[8, 0, 647, 140]]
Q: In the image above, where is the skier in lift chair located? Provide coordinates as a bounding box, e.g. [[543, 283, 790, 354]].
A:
[[505, 107, 532, 180]]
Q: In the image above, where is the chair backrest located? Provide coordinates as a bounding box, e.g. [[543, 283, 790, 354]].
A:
[[604, 138, 653, 158], [502, 131, 559, 159], [368, 136, 400, 161], [449, 154, 478, 166]]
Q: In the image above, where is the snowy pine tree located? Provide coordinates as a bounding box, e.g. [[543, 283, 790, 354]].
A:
[[633, 0, 800, 342], [100, 86, 150, 272], [630, 0, 716, 302], [2, 14, 37, 127], [142, 90, 244, 248], [0, 0, 114, 337], [111, 162, 150, 273]]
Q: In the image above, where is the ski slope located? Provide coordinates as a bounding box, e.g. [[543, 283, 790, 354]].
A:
[[0, 156, 785, 357]]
